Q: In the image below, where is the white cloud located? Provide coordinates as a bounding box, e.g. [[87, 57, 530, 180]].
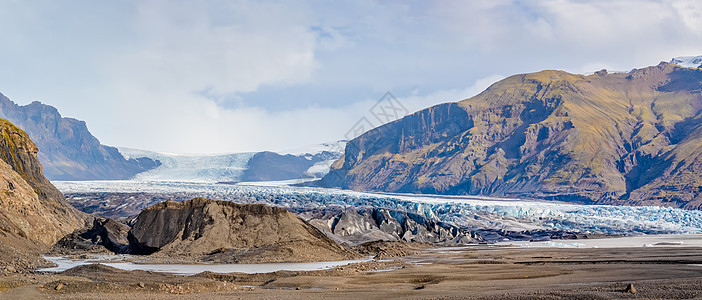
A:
[[112, 0, 319, 96], [669, 0, 702, 34], [101, 74, 503, 153], [0, 1, 701, 154]]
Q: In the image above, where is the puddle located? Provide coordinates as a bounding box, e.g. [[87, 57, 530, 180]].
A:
[[39, 255, 373, 275]]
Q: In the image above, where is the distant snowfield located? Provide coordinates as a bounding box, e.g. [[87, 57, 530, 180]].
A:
[[670, 55, 702, 68], [117, 142, 343, 183], [118, 147, 255, 182], [55, 180, 702, 237]]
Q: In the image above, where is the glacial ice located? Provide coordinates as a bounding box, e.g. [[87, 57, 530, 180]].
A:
[[117, 142, 344, 183], [118, 148, 255, 182], [54, 180, 702, 236]]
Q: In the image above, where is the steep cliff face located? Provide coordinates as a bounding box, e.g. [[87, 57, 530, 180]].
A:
[[0, 94, 159, 180], [0, 119, 86, 266], [128, 198, 357, 263], [324, 62, 702, 209]]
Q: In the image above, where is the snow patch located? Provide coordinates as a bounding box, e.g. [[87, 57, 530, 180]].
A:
[[670, 56, 702, 68]]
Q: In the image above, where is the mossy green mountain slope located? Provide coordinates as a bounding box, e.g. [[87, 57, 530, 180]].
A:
[[323, 62, 702, 209]]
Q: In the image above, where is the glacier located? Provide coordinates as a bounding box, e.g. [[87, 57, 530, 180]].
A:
[[55, 180, 702, 237], [117, 141, 344, 183], [118, 148, 255, 182]]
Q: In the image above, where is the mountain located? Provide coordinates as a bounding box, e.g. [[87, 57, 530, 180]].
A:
[[128, 198, 357, 263], [118, 144, 342, 183], [323, 60, 702, 209], [0, 119, 86, 269], [0, 93, 159, 180]]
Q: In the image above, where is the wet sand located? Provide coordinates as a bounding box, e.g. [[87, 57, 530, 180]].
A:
[[3, 245, 702, 299]]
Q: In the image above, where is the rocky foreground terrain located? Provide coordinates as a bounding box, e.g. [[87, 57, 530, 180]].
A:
[[4, 245, 702, 299], [324, 61, 702, 209], [0, 119, 87, 270]]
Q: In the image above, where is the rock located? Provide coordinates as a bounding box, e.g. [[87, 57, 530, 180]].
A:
[[52, 217, 130, 254], [138, 282, 145, 288], [128, 198, 358, 263], [625, 283, 637, 294], [5, 266, 16, 273], [301, 207, 480, 246]]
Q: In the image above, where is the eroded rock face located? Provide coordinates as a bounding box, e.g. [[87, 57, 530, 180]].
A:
[[300, 207, 481, 246], [128, 198, 356, 263], [323, 63, 702, 208], [0, 119, 86, 266]]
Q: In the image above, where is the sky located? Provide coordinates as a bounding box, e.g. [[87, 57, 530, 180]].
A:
[[0, 0, 701, 153]]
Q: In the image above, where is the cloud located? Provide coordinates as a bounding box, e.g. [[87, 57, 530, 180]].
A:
[[101, 73, 503, 153], [669, 0, 702, 34], [0, 1, 701, 153], [112, 0, 319, 97]]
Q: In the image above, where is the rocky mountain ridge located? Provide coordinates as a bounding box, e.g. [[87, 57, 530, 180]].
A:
[[0, 93, 159, 180], [323, 61, 702, 209]]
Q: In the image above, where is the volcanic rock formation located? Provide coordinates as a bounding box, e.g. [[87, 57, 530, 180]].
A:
[[128, 198, 357, 263]]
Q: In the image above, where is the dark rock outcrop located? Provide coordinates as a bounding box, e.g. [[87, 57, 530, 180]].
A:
[[323, 62, 702, 209], [128, 198, 357, 263], [0, 93, 159, 180], [51, 217, 130, 254], [242, 151, 339, 181], [0, 119, 86, 268], [299, 207, 481, 245]]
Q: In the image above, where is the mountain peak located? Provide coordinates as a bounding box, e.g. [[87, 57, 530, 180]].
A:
[[670, 56, 702, 68]]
